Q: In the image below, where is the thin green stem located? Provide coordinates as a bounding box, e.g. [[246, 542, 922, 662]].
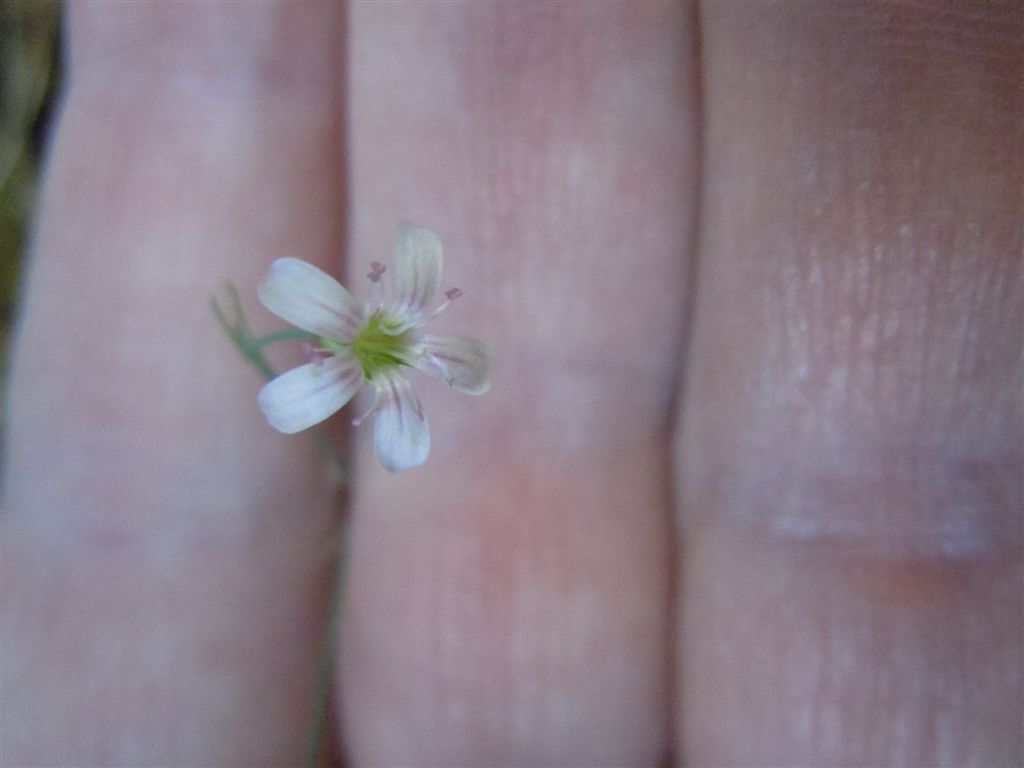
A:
[[211, 283, 349, 764], [210, 284, 348, 485], [302, 515, 350, 768], [251, 328, 319, 348]]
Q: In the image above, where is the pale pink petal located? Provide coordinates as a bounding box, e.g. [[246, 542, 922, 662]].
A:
[[258, 353, 363, 434], [411, 333, 492, 395], [386, 220, 443, 329], [373, 371, 430, 472], [258, 258, 364, 340]]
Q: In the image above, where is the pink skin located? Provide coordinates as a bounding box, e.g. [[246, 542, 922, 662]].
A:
[[1, 2, 1020, 767]]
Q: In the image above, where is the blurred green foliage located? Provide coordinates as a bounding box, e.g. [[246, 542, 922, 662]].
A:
[[1, 1, 60, 392]]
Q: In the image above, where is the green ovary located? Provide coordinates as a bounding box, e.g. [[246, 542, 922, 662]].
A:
[[327, 311, 411, 380]]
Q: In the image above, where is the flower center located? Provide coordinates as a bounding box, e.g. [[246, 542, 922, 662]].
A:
[[333, 311, 411, 380]]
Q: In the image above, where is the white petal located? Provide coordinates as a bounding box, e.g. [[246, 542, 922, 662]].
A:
[[258, 353, 363, 434], [258, 258, 364, 340], [411, 334, 492, 395], [373, 371, 430, 472], [387, 220, 443, 327]]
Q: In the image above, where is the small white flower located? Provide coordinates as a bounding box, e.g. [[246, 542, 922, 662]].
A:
[[257, 221, 492, 472]]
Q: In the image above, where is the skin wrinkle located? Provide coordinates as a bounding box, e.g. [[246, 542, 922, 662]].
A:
[[342, 448, 675, 765], [2, 3, 347, 763], [681, 526, 1023, 765], [68, 2, 342, 101], [341, 0, 697, 460], [679, 0, 1023, 557], [677, 2, 1022, 764], [5, 96, 341, 547], [451, 3, 691, 368]]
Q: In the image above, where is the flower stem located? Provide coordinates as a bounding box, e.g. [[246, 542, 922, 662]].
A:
[[211, 283, 348, 483], [302, 514, 350, 768], [210, 282, 277, 379], [211, 282, 348, 764], [251, 328, 319, 348]]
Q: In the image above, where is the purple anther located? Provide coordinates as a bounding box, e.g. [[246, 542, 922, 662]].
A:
[[367, 271, 382, 282], [371, 261, 387, 274], [301, 342, 326, 367], [445, 288, 463, 300]]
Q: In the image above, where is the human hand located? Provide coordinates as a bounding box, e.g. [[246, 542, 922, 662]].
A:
[[2, 2, 1020, 766]]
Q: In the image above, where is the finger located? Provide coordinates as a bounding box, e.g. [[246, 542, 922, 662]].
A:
[[677, 2, 1022, 764], [1, 2, 345, 764], [338, 2, 699, 764]]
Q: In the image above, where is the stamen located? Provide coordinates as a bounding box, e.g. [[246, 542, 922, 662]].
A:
[[367, 262, 388, 310], [301, 342, 327, 367], [351, 388, 382, 427], [428, 287, 464, 320]]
